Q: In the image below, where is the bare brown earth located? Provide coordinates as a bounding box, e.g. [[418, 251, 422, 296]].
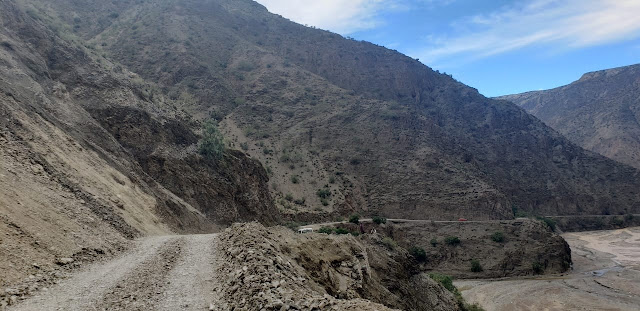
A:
[[5, 234, 222, 311], [216, 223, 460, 311], [4, 223, 462, 311], [455, 227, 640, 311]]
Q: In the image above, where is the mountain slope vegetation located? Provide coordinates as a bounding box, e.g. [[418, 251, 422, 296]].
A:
[[499, 64, 640, 170], [14, 0, 640, 221]]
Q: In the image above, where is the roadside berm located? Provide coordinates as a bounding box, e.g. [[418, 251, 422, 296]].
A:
[[215, 222, 461, 311]]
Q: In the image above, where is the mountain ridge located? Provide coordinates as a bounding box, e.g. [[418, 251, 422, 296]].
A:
[[499, 63, 640, 170], [14, 0, 640, 220]]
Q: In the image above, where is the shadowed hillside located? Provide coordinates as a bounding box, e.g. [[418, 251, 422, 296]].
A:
[[499, 64, 640, 170]]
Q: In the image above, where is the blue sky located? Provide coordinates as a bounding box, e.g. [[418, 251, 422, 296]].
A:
[[256, 0, 640, 97]]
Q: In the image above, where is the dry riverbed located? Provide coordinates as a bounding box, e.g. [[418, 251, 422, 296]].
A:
[[455, 227, 640, 311]]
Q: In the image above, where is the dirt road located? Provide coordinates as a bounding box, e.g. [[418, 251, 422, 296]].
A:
[[8, 234, 221, 311], [455, 227, 640, 311]]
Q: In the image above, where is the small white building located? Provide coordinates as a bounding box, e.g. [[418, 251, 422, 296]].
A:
[[297, 228, 314, 234]]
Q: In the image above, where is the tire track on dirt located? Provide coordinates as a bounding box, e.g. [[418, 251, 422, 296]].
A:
[[9, 236, 174, 311], [96, 238, 184, 310], [156, 234, 219, 311]]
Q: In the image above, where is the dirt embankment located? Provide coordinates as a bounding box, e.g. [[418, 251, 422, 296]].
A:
[[215, 223, 460, 311], [367, 219, 571, 278]]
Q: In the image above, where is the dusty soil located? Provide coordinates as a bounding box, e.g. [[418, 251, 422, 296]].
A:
[[455, 227, 640, 310], [215, 223, 459, 311], [4, 224, 461, 311], [4, 234, 221, 311]]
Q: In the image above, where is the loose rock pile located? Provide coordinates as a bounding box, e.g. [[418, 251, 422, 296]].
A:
[[215, 223, 398, 311]]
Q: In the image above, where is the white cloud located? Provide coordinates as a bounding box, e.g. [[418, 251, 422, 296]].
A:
[[255, 0, 454, 34], [415, 0, 640, 65], [255, 0, 396, 34]]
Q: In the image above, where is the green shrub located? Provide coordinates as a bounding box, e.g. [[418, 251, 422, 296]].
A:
[[611, 216, 624, 226], [321, 198, 329, 206], [430, 274, 486, 311], [532, 261, 544, 274], [625, 214, 634, 221], [198, 120, 225, 160], [329, 176, 336, 184], [239, 142, 249, 151], [445, 236, 461, 246], [285, 194, 294, 202], [470, 260, 483, 272], [290, 175, 300, 184], [491, 232, 505, 243], [538, 217, 557, 230], [318, 227, 334, 234], [237, 61, 256, 72], [372, 216, 387, 225], [293, 197, 306, 205], [381, 237, 397, 250], [335, 228, 350, 235], [464, 303, 486, 311], [512, 205, 529, 218], [284, 222, 303, 232], [430, 238, 438, 247], [349, 215, 360, 224], [279, 153, 291, 163], [409, 247, 427, 262], [316, 188, 332, 199], [429, 273, 455, 292]]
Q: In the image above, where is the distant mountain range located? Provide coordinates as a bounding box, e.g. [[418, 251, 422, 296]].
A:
[[500, 64, 640, 170]]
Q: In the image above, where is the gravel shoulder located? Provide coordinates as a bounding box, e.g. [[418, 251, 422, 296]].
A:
[[7, 234, 220, 311]]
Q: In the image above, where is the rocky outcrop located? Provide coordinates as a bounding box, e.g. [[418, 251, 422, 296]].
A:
[[90, 107, 279, 225], [374, 219, 572, 278], [216, 223, 460, 311]]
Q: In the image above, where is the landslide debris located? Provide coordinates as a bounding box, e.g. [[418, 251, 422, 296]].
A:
[[215, 223, 460, 311]]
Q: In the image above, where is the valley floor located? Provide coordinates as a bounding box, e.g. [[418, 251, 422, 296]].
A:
[[455, 227, 640, 311], [6, 234, 221, 311]]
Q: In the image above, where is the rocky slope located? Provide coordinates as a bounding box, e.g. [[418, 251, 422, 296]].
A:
[[216, 223, 461, 311], [0, 0, 277, 291], [382, 219, 571, 278], [18, 0, 640, 221], [499, 64, 640, 169]]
